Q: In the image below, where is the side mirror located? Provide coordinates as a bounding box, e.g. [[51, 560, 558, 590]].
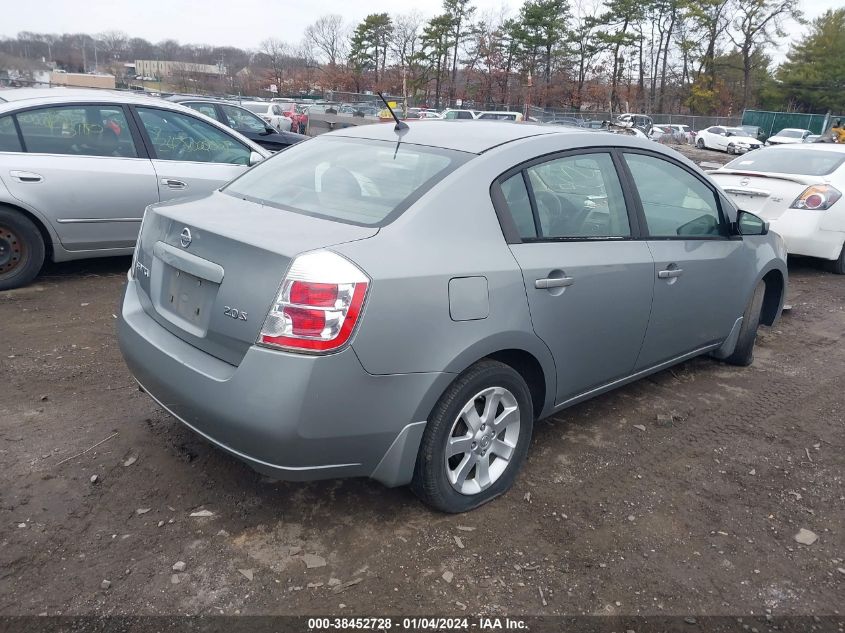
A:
[[736, 210, 768, 236], [260, 126, 275, 136], [248, 151, 264, 167]]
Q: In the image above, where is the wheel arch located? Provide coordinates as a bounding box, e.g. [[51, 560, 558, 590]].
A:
[[760, 268, 786, 326]]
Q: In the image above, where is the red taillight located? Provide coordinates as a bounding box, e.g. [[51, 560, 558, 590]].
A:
[[258, 251, 369, 353], [790, 184, 841, 210], [289, 281, 338, 307]]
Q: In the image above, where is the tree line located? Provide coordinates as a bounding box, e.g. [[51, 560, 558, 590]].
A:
[[3, 1, 844, 115]]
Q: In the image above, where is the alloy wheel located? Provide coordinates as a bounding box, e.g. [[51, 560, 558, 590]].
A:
[[445, 386, 521, 495]]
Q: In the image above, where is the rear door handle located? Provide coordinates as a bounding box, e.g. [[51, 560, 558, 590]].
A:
[[658, 268, 684, 279], [10, 170, 43, 183], [535, 276, 575, 289], [161, 178, 187, 190]]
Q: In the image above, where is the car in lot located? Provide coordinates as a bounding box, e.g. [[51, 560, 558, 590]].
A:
[[709, 144, 845, 273], [654, 123, 694, 143], [766, 128, 812, 146], [696, 126, 762, 154], [239, 101, 292, 132], [441, 109, 479, 120], [0, 89, 269, 290], [167, 96, 307, 151], [615, 113, 653, 134], [117, 120, 787, 512], [477, 111, 524, 122], [546, 117, 584, 128]]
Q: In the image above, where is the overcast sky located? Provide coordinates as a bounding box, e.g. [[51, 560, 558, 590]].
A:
[[1, 0, 840, 62]]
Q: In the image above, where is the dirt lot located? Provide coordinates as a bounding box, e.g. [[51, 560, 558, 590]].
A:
[[1, 151, 843, 618]]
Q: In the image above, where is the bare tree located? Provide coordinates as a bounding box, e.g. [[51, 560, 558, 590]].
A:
[[305, 14, 348, 67], [260, 37, 291, 94], [98, 30, 128, 61], [727, 0, 802, 109]]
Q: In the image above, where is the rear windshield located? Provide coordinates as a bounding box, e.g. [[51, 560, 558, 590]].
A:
[[242, 103, 268, 114], [778, 129, 804, 138], [224, 136, 469, 226], [725, 148, 845, 176]]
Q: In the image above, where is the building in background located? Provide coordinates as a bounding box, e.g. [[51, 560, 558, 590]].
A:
[[50, 72, 115, 89], [134, 60, 226, 80]]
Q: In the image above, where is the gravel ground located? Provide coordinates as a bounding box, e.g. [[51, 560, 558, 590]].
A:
[[0, 164, 843, 618]]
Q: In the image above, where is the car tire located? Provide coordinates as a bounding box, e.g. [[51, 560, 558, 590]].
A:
[[696, 138, 705, 149], [724, 281, 766, 367], [827, 243, 845, 274], [411, 360, 534, 513], [0, 207, 45, 291], [727, 143, 736, 154]]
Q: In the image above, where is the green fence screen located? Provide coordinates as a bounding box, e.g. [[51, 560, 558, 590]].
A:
[[741, 110, 841, 138]]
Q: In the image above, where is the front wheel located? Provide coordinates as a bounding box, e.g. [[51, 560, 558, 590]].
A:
[[411, 360, 534, 513], [727, 143, 736, 154], [696, 138, 705, 149]]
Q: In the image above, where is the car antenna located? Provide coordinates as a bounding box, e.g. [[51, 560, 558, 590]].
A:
[[377, 92, 408, 133]]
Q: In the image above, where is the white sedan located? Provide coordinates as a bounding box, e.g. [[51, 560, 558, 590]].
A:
[[709, 144, 845, 273], [766, 128, 812, 145], [696, 126, 762, 154]]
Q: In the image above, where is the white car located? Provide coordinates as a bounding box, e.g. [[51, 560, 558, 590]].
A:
[[239, 101, 292, 132], [476, 111, 524, 122], [709, 144, 845, 273], [656, 123, 694, 143], [766, 128, 812, 146], [696, 126, 762, 154], [440, 109, 479, 120]]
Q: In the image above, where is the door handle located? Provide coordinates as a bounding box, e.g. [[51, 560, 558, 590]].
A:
[[535, 276, 575, 289], [161, 178, 187, 190], [658, 268, 684, 279], [10, 170, 43, 183]]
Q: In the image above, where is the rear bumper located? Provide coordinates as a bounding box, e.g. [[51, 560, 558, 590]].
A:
[[767, 210, 845, 260], [118, 279, 451, 486]]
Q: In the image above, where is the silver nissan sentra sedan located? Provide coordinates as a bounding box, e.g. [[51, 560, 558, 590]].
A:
[[118, 121, 787, 513]]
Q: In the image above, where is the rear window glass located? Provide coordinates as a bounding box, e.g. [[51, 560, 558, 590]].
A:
[[777, 129, 804, 138], [725, 148, 845, 176], [224, 137, 468, 226]]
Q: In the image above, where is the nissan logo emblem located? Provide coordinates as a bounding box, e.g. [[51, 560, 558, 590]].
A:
[[180, 227, 192, 248], [740, 177, 750, 186]]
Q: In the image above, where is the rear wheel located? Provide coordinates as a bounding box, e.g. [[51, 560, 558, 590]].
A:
[[696, 138, 705, 149], [0, 208, 45, 291], [829, 243, 845, 275], [724, 281, 766, 366], [411, 360, 534, 513]]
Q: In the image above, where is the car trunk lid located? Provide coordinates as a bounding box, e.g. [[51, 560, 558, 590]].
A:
[[710, 170, 824, 219], [132, 191, 378, 365]]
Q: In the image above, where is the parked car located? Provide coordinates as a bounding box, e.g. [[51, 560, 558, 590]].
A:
[[709, 144, 845, 273], [239, 101, 292, 132], [0, 88, 269, 290], [766, 128, 812, 146], [696, 126, 762, 154], [547, 117, 584, 127], [441, 109, 479, 120], [649, 125, 670, 140], [615, 113, 653, 134], [654, 123, 695, 143], [477, 111, 524, 122], [804, 134, 821, 143], [117, 120, 787, 512], [581, 120, 606, 129], [167, 97, 307, 152]]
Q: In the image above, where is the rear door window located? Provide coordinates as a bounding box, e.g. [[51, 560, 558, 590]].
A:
[[0, 115, 21, 152], [16, 105, 137, 157], [224, 137, 467, 226]]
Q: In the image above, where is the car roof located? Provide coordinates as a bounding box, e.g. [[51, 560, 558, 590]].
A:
[[763, 142, 845, 153], [330, 119, 608, 154], [776, 128, 810, 133], [0, 88, 167, 113]]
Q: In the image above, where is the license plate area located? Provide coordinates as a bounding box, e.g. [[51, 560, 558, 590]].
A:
[[151, 263, 219, 337]]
